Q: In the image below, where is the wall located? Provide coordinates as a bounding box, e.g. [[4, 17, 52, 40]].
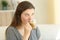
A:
[[47, 0, 54, 24], [54, 0, 60, 24]]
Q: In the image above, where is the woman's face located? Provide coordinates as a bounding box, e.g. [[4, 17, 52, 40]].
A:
[[21, 9, 35, 24]]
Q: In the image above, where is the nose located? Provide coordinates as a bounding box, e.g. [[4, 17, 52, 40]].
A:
[[29, 16, 33, 21]]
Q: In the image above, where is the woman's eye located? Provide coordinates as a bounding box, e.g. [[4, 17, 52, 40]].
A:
[[25, 14, 29, 16], [32, 13, 34, 16]]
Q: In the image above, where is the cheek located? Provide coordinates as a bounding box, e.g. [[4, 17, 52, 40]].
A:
[[21, 16, 28, 22]]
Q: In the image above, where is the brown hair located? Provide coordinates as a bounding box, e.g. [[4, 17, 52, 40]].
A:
[[9, 1, 35, 27]]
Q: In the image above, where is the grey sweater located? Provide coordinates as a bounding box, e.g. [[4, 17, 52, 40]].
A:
[[6, 26, 40, 40]]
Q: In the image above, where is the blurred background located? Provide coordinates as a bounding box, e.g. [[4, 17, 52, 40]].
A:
[[0, 0, 60, 26], [0, 0, 60, 40]]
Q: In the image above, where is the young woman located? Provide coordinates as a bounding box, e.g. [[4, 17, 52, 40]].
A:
[[6, 1, 40, 40]]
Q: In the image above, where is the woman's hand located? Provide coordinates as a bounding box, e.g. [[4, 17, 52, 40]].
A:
[[23, 23, 32, 40]]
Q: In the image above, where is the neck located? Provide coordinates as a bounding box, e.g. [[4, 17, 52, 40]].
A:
[[16, 25, 25, 36]]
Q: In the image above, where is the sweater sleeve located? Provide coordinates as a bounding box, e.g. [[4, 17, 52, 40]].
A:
[[6, 27, 17, 40]]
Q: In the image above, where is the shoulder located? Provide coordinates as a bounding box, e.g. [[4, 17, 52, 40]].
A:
[[32, 26, 40, 39], [31, 26, 40, 34], [6, 26, 16, 33], [32, 26, 40, 31], [6, 26, 15, 30]]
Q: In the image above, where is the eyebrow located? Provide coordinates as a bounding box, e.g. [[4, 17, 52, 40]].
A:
[[24, 13, 34, 15]]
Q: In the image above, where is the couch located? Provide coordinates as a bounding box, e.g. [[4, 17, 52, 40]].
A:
[[0, 24, 60, 40]]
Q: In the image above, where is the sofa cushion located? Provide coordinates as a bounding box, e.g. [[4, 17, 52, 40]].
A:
[[0, 26, 8, 40]]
